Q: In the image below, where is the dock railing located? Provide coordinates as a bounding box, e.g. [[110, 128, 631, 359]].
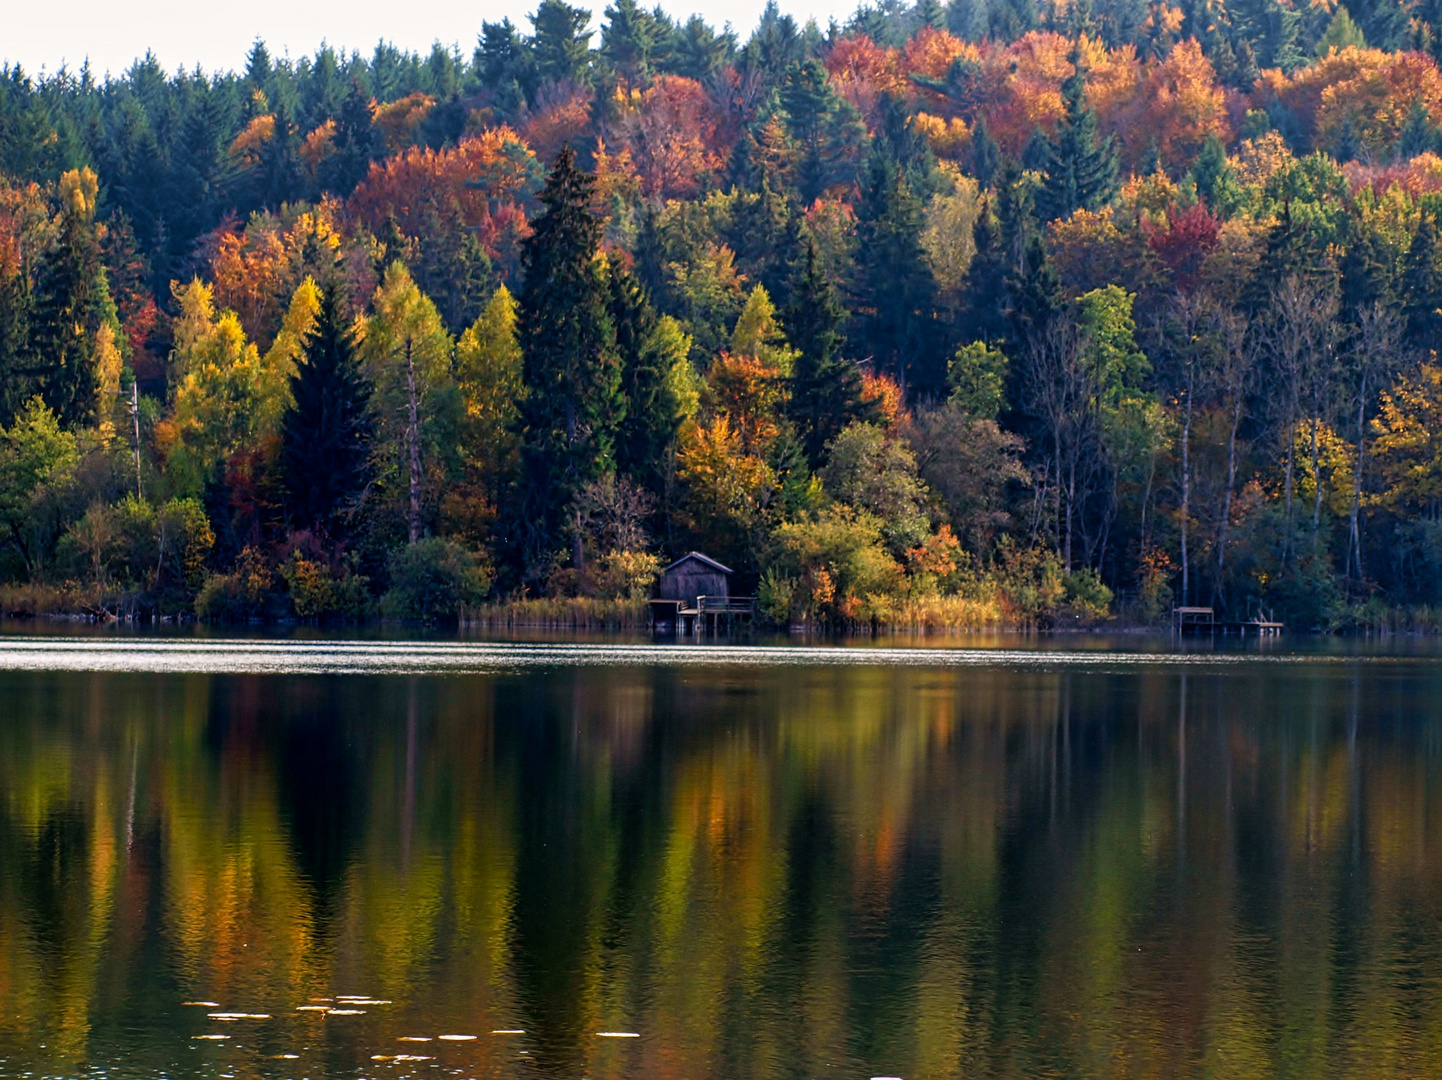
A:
[[696, 595, 756, 614]]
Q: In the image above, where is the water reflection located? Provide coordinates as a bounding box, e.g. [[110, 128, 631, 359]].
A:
[[0, 656, 1440, 1078]]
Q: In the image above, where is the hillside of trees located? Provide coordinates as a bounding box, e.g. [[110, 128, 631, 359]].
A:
[[3, 0, 1442, 629]]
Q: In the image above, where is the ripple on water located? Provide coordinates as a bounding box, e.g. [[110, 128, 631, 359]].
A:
[[0, 635, 1384, 677]]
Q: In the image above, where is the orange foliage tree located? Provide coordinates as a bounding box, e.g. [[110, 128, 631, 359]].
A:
[[349, 126, 541, 269], [621, 75, 727, 200]]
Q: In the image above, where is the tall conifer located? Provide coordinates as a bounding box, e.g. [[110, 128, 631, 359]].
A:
[[1036, 58, 1119, 222], [783, 240, 871, 465], [516, 147, 622, 567], [281, 286, 373, 533]]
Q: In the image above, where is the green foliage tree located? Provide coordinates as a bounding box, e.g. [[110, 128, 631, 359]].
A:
[[28, 168, 111, 429], [280, 286, 373, 533], [531, 0, 595, 87], [1036, 59, 1119, 223], [516, 146, 623, 569], [783, 240, 871, 466]]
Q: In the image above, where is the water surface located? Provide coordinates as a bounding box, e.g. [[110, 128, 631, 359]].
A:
[[0, 638, 1439, 1078]]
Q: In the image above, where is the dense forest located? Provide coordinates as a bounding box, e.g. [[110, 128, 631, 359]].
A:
[[3, 0, 1442, 628]]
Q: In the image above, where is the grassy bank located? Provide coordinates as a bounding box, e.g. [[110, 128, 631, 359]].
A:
[[464, 598, 652, 631]]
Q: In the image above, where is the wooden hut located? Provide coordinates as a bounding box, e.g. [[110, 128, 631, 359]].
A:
[[649, 552, 753, 634]]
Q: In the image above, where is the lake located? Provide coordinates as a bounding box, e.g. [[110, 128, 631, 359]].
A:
[[1, 636, 1441, 1078]]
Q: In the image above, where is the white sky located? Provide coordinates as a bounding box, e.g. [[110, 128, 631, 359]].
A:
[[5, 0, 845, 81]]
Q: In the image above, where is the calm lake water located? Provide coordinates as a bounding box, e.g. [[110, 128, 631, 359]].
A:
[[3, 636, 1442, 1078]]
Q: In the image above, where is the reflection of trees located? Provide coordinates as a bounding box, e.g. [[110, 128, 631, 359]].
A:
[[6, 662, 1442, 1076]]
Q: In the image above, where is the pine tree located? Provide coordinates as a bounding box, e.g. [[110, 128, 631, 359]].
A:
[[516, 146, 622, 567], [1036, 58, 1119, 222], [280, 286, 374, 532], [479, 18, 536, 110], [783, 240, 871, 465]]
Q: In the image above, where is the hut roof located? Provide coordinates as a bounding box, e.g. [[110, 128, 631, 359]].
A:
[[661, 551, 734, 576]]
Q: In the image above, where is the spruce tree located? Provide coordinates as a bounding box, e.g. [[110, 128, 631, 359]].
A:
[[29, 169, 108, 429], [1399, 101, 1441, 160], [958, 197, 1010, 347], [969, 116, 1000, 188], [531, 0, 594, 86], [320, 79, 380, 196], [1037, 59, 1119, 222], [610, 267, 681, 498], [281, 286, 373, 533], [1403, 211, 1442, 348], [783, 240, 871, 465], [855, 151, 945, 395], [0, 268, 32, 426], [516, 146, 622, 566], [1190, 135, 1229, 205]]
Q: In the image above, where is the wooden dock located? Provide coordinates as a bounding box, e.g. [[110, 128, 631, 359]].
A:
[[649, 595, 756, 635], [1173, 606, 1283, 637]]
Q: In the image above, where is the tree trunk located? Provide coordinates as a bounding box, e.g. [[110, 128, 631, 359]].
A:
[[1311, 400, 1323, 534], [1180, 367, 1194, 606], [1215, 393, 1243, 608], [406, 340, 422, 545], [1348, 371, 1368, 586]]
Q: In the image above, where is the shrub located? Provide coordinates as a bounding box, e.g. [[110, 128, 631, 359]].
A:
[[584, 550, 661, 601], [380, 538, 491, 621], [278, 549, 371, 620], [196, 546, 275, 620]]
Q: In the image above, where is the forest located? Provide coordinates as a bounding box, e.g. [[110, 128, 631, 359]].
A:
[[2, 0, 1442, 629]]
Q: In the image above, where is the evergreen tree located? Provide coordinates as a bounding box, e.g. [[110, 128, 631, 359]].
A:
[[1399, 100, 1441, 160], [1351, 0, 1410, 50], [516, 147, 622, 568], [478, 18, 536, 109], [611, 269, 687, 499], [673, 15, 737, 80], [1340, 216, 1397, 318], [855, 151, 945, 395], [783, 240, 872, 465], [1403, 211, 1442, 348], [1190, 135, 1229, 205], [280, 286, 373, 532], [257, 97, 303, 209], [28, 169, 108, 429], [0, 268, 32, 426], [602, 0, 667, 83], [320, 78, 380, 195], [959, 197, 1011, 347], [531, 0, 594, 87], [1007, 234, 1064, 356], [1036, 58, 1119, 222], [1315, 4, 1367, 53], [780, 58, 866, 202], [914, 0, 948, 29], [970, 116, 1000, 188]]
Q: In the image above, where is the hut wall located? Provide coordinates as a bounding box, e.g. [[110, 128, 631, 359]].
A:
[[658, 564, 730, 603]]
